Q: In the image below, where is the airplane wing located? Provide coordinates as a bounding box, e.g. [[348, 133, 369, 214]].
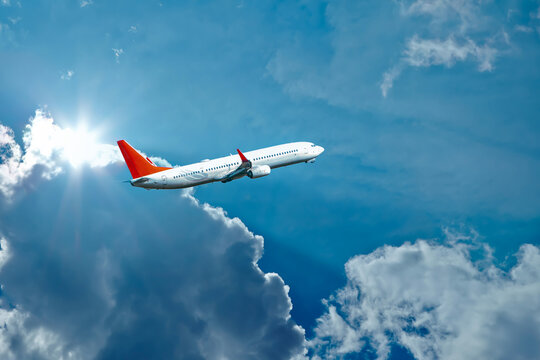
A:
[[220, 149, 252, 183]]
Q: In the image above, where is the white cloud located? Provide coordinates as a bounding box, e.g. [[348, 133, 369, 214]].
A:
[[128, 25, 137, 33], [380, 35, 496, 96], [380, 64, 404, 98], [515, 25, 534, 33], [404, 35, 496, 71], [0, 306, 79, 360], [309, 305, 363, 359], [401, 0, 480, 31], [309, 230, 540, 360], [181, 187, 264, 260], [0, 110, 122, 200], [0, 0, 10, 6], [112, 48, 124, 63], [0, 237, 11, 271], [147, 156, 172, 167], [79, 0, 93, 8], [60, 70, 74, 80]]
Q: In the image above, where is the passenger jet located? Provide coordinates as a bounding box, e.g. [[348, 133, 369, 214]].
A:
[[117, 140, 325, 189]]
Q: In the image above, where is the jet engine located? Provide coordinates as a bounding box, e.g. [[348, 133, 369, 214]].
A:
[[247, 165, 271, 179]]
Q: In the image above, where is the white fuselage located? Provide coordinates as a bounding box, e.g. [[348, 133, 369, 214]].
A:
[[132, 141, 324, 189]]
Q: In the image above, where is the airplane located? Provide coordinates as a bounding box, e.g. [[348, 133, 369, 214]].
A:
[[117, 140, 325, 189]]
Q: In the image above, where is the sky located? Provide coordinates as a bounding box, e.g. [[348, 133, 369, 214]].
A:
[[0, 0, 539, 359]]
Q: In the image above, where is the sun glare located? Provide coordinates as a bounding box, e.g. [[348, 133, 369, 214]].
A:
[[62, 125, 100, 168]]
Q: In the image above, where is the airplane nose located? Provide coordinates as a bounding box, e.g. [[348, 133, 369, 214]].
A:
[[317, 145, 325, 155]]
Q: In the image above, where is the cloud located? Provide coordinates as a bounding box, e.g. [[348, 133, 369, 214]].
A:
[[267, 1, 508, 103], [404, 35, 496, 70], [0, 21, 16, 46], [0, 296, 76, 360], [112, 48, 124, 63], [380, 64, 405, 98], [60, 70, 74, 80], [0, 109, 177, 202], [0, 237, 79, 359], [266, 1, 397, 109], [380, 34, 498, 96], [0, 109, 305, 359], [8, 17, 21, 25], [147, 156, 172, 167], [515, 25, 534, 33], [0, 183, 306, 359], [80, 0, 93, 8], [308, 230, 540, 359], [379, 0, 506, 97], [400, 0, 480, 31], [381, 35, 496, 97], [0, 110, 122, 200]]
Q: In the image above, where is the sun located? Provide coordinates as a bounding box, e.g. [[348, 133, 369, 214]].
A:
[[61, 124, 100, 168]]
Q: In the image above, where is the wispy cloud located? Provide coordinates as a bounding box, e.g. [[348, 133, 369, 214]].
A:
[[267, 1, 512, 106], [79, 0, 93, 8], [8, 17, 20, 25], [60, 70, 74, 80], [381, 1, 505, 97], [112, 48, 123, 63], [400, 0, 480, 32], [380, 63, 405, 98], [309, 229, 540, 359], [515, 25, 534, 33], [0, 22, 15, 45], [381, 35, 496, 97], [404, 35, 496, 71]]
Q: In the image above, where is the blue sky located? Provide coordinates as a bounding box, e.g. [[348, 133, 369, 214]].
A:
[[1, 1, 539, 359]]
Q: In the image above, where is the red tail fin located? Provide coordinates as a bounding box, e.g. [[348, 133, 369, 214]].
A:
[[117, 140, 172, 178]]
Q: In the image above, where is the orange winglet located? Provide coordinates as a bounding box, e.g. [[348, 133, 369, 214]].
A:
[[117, 140, 172, 179], [237, 148, 248, 163]]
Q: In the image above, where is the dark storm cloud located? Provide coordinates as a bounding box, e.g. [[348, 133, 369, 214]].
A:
[[0, 173, 305, 359]]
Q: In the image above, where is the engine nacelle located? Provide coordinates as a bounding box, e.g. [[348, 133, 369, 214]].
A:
[[247, 165, 271, 179]]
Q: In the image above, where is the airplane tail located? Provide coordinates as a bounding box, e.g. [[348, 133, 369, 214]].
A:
[[117, 140, 172, 179]]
